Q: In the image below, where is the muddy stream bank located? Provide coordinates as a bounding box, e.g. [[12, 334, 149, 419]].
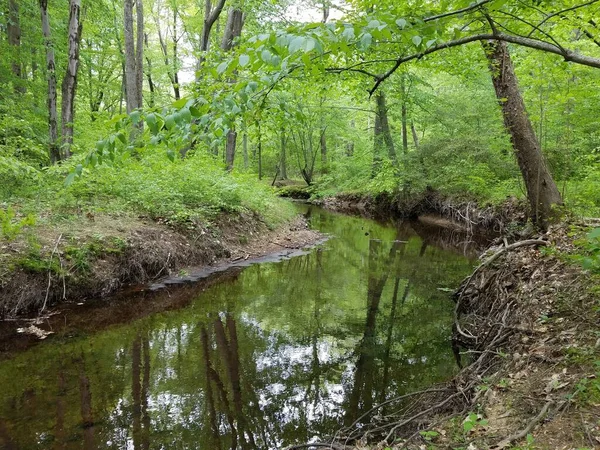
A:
[[0, 205, 491, 449]]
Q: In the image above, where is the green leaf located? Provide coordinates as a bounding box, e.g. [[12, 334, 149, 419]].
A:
[[396, 18, 407, 29], [172, 97, 188, 109], [239, 54, 250, 67], [412, 35, 422, 46], [189, 106, 202, 117], [217, 61, 228, 75], [261, 49, 272, 63], [587, 227, 600, 239], [289, 36, 305, 53], [166, 149, 176, 162], [64, 172, 76, 187], [360, 32, 372, 49], [130, 110, 141, 124]]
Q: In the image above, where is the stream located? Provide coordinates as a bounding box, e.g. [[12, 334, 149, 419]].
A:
[[0, 205, 484, 449]]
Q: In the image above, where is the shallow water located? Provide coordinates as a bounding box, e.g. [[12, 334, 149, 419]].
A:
[[0, 206, 480, 449]]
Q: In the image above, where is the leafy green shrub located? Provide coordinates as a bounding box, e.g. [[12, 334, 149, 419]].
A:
[[0, 207, 36, 241]]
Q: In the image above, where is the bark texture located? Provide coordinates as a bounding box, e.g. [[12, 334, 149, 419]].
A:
[[483, 41, 562, 227], [221, 8, 244, 172], [374, 91, 397, 168], [7, 0, 22, 81], [39, 0, 60, 163], [60, 0, 83, 158], [124, 0, 143, 113]]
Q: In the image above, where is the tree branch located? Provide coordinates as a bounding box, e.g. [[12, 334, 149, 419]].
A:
[[422, 0, 494, 23], [528, 0, 600, 37], [369, 32, 600, 95]]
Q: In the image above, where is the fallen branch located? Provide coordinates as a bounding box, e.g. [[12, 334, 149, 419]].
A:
[[40, 233, 63, 315], [454, 239, 548, 341], [492, 401, 552, 449]]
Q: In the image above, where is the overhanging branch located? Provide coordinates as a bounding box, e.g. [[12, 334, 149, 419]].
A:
[[369, 32, 600, 95]]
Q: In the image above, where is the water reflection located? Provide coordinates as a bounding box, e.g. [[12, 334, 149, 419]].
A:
[[0, 207, 478, 449]]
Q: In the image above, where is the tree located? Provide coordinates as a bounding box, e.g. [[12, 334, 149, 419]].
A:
[[39, 0, 59, 163], [221, 7, 244, 171], [7, 0, 22, 84], [124, 0, 144, 113], [60, 0, 84, 158], [483, 40, 563, 226]]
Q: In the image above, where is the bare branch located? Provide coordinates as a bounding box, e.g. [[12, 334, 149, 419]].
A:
[[422, 0, 494, 23], [528, 0, 600, 37]]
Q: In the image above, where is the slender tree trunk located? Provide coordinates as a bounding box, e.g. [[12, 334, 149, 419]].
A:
[[243, 131, 249, 169], [144, 34, 154, 107], [40, 0, 60, 163], [221, 7, 243, 172], [60, 0, 83, 158], [196, 0, 226, 77], [410, 121, 419, 150], [7, 0, 22, 84], [258, 123, 263, 180], [320, 127, 327, 172], [135, 0, 144, 109], [483, 41, 562, 228], [400, 77, 408, 154], [280, 129, 287, 179], [374, 91, 397, 171]]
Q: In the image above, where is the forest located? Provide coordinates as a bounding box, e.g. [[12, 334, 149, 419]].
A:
[[1, 0, 600, 448]]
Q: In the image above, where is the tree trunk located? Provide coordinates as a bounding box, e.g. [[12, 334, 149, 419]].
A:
[[7, 0, 22, 84], [242, 131, 249, 169], [60, 0, 83, 158], [410, 121, 419, 150], [400, 77, 408, 154], [374, 91, 397, 168], [135, 0, 144, 109], [483, 41, 562, 228], [39, 0, 60, 163], [196, 0, 226, 77], [320, 127, 327, 172], [124, 0, 140, 113], [280, 129, 287, 179], [221, 7, 243, 172]]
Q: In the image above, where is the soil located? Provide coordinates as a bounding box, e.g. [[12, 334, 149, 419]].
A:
[[0, 212, 322, 319], [315, 189, 528, 235]]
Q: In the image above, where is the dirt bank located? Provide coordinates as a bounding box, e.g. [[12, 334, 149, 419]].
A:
[[298, 221, 600, 450], [0, 212, 322, 319], [315, 189, 527, 235]]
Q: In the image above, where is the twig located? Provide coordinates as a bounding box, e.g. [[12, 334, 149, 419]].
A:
[[492, 401, 552, 449], [40, 234, 63, 315]]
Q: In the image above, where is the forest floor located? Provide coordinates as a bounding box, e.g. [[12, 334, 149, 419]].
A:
[[0, 211, 322, 319]]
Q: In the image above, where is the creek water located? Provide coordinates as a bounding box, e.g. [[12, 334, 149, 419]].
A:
[[0, 205, 483, 449]]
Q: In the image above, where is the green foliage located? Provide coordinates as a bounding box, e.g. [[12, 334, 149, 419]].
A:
[[0, 207, 36, 241], [573, 228, 600, 273]]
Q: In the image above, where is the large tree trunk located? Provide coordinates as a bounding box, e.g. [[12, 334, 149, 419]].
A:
[[7, 0, 22, 86], [40, 0, 60, 163], [60, 0, 83, 158], [483, 41, 562, 228], [221, 8, 243, 172], [124, 0, 143, 113]]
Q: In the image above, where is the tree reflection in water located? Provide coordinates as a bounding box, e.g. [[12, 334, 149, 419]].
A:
[[0, 207, 480, 449]]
